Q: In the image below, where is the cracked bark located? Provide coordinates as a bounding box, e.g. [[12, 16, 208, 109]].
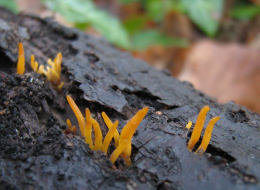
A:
[[0, 8, 259, 190]]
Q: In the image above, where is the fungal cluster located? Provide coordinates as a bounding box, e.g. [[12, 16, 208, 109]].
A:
[[17, 43, 64, 89], [66, 95, 148, 166], [186, 105, 220, 154], [16, 42, 220, 166]]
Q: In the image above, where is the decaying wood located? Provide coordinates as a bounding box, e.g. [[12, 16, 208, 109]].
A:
[[0, 8, 259, 190]]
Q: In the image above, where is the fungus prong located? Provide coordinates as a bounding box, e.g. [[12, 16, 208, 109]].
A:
[[117, 107, 148, 165], [47, 59, 55, 68], [195, 116, 220, 154], [119, 107, 148, 142], [101, 112, 120, 147], [102, 120, 119, 154], [34, 61, 39, 72], [38, 65, 44, 74], [110, 139, 129, 164], [65, 119, 77, 134], [54, 52, 62, 74], [187, 106, 210, 151], [66, 119, 72, 129], [91, 118, 103, 151], [50, 69, 60, 84], [85, 108, 93, 149], [58, 82, 64, 89], [66, 95, 85, 136], [71, 126, 77, 134], [17, 42, 25, 75], [121, 143, 132, 166], [30, 55, 38, 72], [185, 121, 192, 130]]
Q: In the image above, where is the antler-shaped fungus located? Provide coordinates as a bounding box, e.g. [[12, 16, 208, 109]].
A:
[[65, 119, 77, 134], [187, 105, 220, 154], [66, 95, 148, 166], [17, 42, 25, 75], [102, 120, 119, 154], [110, 107, 148, 166], [66, 95, 86, 136], [16, 43, 64, 90], [38, 52, 64, 89], [102, 112, 120, 147]]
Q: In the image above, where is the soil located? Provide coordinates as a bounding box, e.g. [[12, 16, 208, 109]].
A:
[[0, 8, 259, 190]]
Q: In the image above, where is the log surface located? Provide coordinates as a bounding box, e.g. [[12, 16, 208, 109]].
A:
[[0, 8, 259, 190]]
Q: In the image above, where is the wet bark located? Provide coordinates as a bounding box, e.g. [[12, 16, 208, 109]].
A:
[[0, 8, 259, 190]]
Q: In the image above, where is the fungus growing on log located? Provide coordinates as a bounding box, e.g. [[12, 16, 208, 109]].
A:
[[85, 108, 94, 149], [30, 55, 38, 72], [91, 118, 103, 151], [102, 112, 120, 147], [102, 120, 119, 154], [16, 43, 64, 89], [66, 95, 85, 136], [17, 42, 25, 75], [65, 119, 77, 134], [37, 52, 64, 89], [187, 106, 210, 151], [110, 107, 148, 166], [187, 105, 220, 154], [185, 121, 192, 130], [66, 95, 148, 166], [196, 116, 220, 154]]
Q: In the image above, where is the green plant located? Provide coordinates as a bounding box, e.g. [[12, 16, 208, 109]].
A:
[[42, 0, 188, 50], [41, 0, 227, 49], [42, 0, 131, 48], [230, 4, 260, 20], [121, 0, 224, 37], [0, 0, 18, 13], [131, 29, 188, 50], [180, 0, 223, 37]]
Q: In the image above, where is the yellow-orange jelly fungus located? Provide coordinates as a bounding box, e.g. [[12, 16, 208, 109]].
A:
[[17, 43, 25, 75], [186, 105, 220, 154], [64, 119, 77, 135], [16, 42, 64, 89], [66, 95, 148, 166]]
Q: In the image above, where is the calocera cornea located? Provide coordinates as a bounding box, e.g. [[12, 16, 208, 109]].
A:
[[110, 107, 148, 166], [65, 119, 77, 135], [37, 53, 64, 89], [66, 95, 148, 166], [17, 42, 25, 75], [16, 42, 64, 90], [186, 105, 220, 154]]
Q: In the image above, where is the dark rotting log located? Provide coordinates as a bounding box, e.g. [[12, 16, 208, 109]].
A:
[[0, 8, 259, 190]]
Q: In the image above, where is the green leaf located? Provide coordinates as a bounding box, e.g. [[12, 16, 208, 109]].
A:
[[145, 0, 165, 21], [118, 0, 138, 4], [144, 0, 179, 21], [74, 23, 90, 30], [230, 5, 260, 20], [123, 16, 147, 35], [181, 0, 223, 37], [0, 0, 18, 13], [42, 0, 130, 48], [131, 29, 188, 50]]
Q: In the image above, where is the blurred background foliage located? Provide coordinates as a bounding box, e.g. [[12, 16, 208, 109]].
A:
[[0, 0, 18, 13], [2, 0, 259, 50]]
